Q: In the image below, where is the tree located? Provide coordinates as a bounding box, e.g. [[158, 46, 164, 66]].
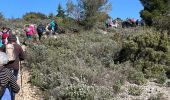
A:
[[48, 13, 55, 19], [23, 12, 47, 21], [0, 12, 4, 20], [140, 0, 170, 26], [66, 0, 112, 29], [56, 3, 65, 18], [66, 0, 83, 22]]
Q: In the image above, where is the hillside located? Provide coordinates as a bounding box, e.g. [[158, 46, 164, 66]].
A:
[[15, 26, 169, 100]]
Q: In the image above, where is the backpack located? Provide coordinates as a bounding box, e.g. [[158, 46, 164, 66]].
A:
[[25, 27, 30, 32], [2, 32, 8, 39], [37, 25, 45, 33], [6, 44, 16, 62]]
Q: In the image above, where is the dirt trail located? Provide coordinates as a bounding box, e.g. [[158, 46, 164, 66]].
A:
[[15, 68, 43, 100]]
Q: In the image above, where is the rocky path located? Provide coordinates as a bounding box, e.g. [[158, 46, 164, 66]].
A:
[[15, 68, 43, 100]]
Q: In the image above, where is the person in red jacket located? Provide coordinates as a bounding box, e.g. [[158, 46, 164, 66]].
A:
[[0, 27, 10, 44]]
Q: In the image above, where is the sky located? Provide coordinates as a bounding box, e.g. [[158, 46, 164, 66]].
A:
[[0, 0, 143, 20]]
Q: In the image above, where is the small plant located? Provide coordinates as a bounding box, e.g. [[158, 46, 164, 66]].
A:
[[166, 81, 170, 87], [155, 74, 167, 84], [128, 86, 142, 96], [127, 69, 146, 85], [112, 80, 123, 94]]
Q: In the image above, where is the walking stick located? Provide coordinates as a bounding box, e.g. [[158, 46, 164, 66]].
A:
[[19, 61, 23, 98]]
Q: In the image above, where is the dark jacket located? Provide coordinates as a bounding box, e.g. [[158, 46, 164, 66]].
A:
[[0, 43, 25, 70]]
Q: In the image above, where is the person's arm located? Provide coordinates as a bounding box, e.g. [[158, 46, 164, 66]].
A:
[[0, 44, 6, 52], [19, 45, 25, 61], [8, 70, 20, 93]]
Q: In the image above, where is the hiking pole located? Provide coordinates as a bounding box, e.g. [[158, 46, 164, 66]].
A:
[[20, 61, 23, 88], [19, 61, 23, 98]]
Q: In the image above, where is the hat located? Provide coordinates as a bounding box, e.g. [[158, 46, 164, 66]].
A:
[[7, 34, 17, 43], [0, 51, 8, 66]]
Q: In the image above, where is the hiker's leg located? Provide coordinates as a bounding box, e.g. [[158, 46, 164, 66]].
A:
[[39, 33, 42, 40]]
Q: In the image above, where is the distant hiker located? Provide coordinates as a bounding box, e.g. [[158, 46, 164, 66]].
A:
[[24, 24, 31, 39], [10, 30, 20, 45], [105, 20, 109, 28], [37, 24, 45, 40], [136, 19, 139, 26], [0, 34, 25, 79], [140, 19, 145, 27], [49, 20, 58, 35], [24, 24, 35, 39], [108, 18, 114, 27], [45, 24, 52, 37], [0, 27, 10, 45], [0, 51, 20, 100], [0, 34, 2, 47]]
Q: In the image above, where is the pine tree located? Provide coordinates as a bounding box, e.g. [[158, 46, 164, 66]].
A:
[[140, 0, 170, 26], [0, 12, 4, 20], [48, 13, 55, 19], [56, 3, 65, 18]]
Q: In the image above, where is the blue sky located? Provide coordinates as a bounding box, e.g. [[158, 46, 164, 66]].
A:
[[0, 0, 143, 20]]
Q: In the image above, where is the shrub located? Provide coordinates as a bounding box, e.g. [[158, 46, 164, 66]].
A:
[[112, 80, 124, 94], [127, 69, 146, 85], [116, 29, 170, 81], [26, 31, 121, 99], [128, 86, 143, 96], [23, 12, 47, 21]]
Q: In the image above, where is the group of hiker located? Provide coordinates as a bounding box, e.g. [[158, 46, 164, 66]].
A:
[[0, 20, 60, 100], [24, 20, 59, 42], [105, 18, 145, 28]]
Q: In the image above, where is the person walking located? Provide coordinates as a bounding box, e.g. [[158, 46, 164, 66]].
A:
[[0, 51, 20, 100], [37, 24, 45, 40]]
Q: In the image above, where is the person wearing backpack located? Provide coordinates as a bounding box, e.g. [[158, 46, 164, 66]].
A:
[[0, 51, 20, 100], [37, 24, 45, 40], [50, 20, 58, 35], [0, 34, 25, 79], [0, 35, 2, 47], [1, 27, 10, 45]]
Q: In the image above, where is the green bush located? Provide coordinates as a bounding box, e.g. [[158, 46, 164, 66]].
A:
[[127, 69, 146, 85], [26, 31, 121, 99], [112, 80, 124, 94], [128, 86, 143, 96], [116, 29, 170, 81]]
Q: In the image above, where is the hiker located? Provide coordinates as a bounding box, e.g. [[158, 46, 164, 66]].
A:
[[0, 34, 25, 79], [11, 29, 21, 45], [108, 18, 114, 27], [136, 19, 139, 26], [0, 51, 20, 100], [24, 24, 35, 40], [49, 20, 58, 35], [0, 34, 2, 47], [37, 24, 45, 40], [24, 24, 31, 39], [45, 24, 52, 38], [30, 24, 38, 43], [0, 27, 10, 45]]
